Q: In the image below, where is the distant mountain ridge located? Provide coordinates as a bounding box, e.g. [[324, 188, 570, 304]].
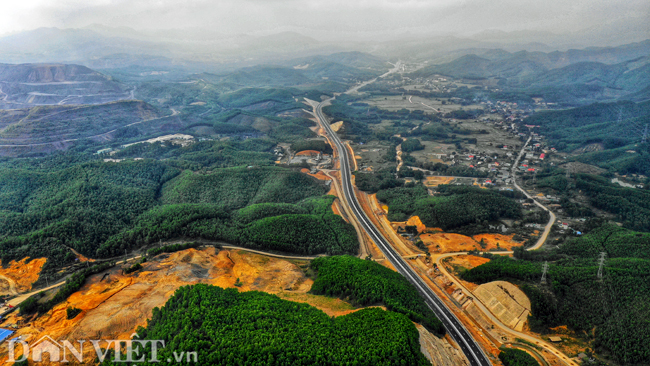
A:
[[193, 52, 389, 87], [410, 40, 650, 104], [413, 40, 650, 78], [0, 27, 342, 69]]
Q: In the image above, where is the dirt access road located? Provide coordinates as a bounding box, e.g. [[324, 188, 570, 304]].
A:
[[6, 243, 318, 311], [511, 136, 556, 250], [434, 252, 579, 366]]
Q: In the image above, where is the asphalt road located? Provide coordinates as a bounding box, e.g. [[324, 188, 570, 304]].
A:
[[315, 101, 492, 366]]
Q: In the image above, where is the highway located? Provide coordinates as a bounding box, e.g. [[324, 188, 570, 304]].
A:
[[314, 101, 492, 366]]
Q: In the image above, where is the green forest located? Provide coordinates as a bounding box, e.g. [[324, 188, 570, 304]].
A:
[[536, 172, 650, 232], [309, 255, 445, 335], [0, 149, 358, 270], [526, 100, 650, 175], [98, 186, 358, 257], [101, 284, 431, 366], [498, 348, 539, 366], [461, 226, 650, 364], [375, 184, 522, 231]]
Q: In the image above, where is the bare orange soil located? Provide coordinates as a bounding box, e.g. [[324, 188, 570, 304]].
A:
[[67, 247, 95, 263], [442, 255, 492, 291], [446, 255, 491, 271], [422, 232, 523, 253], [0, 248, 358, 364], [295, 150, 321, 156], [406, 216, 427, 233], [330, 121, 343, 132], [0, 257, 47, 295], [392, 216, 428, 234], [303, 169, 331, 181], [424, 176, 454, 187]]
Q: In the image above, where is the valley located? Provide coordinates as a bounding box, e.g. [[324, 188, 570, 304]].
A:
[[0, 26, 646, 366]]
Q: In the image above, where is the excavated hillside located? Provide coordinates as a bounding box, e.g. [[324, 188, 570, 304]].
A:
[[0, 63, 130, 108], [0, 100, 162, 155], [0, 248, 469, 366], [0, 257, 47, 296]]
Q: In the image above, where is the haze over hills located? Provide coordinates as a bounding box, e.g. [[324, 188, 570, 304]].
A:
[[0, 21, 647, 72], [410, 41, 650, 104], [0, 27, 344, 71], [194, 52, 387, 88]]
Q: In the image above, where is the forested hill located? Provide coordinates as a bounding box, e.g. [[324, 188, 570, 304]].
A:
[[101, 284, 431, 366], [409, 41, 650, 105], [375, 184, 522, 233], [461, 226, 650, 364], [526, 100, 650, 176], [192, 51, 387, 88], [0, 144, 358, 271], [411, 41, 650, 82], [310, 255, 445, 335]]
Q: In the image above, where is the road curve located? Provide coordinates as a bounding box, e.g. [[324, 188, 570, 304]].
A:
[[314, 101, 492, 366]]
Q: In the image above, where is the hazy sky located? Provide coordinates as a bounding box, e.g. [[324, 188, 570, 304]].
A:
[[1, 0, 648, 39]]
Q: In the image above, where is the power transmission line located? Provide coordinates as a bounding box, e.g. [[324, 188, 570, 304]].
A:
[[541, 261, 549, 284]]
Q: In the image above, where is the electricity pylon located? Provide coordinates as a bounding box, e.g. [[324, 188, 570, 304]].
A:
[[597, 252, 606, 279]]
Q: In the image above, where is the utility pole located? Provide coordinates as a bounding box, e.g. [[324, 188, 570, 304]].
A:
[[125, 249, 128, 264], [598, 252, 607, 279], [541, 262, 549, 284]]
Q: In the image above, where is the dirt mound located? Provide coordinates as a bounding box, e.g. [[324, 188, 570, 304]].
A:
[[296, 150, 321, 156], [473, 281, 531, 331], [406, 216, 427, 233]]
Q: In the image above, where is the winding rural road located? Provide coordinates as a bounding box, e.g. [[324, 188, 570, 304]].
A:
[[511, 136, 556, 249], [314, 100, 492, 366]]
